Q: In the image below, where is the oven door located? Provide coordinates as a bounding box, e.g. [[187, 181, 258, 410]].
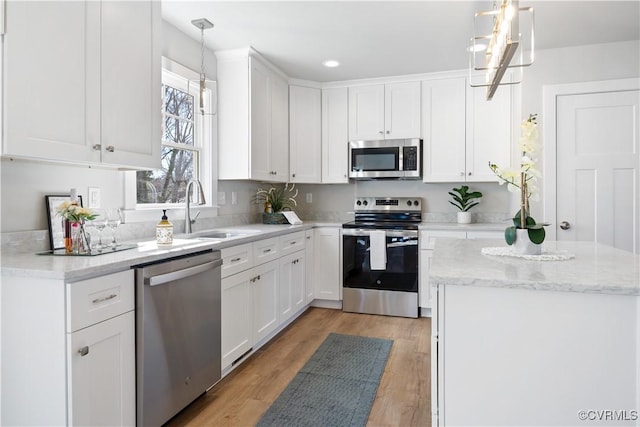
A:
[[342, 228, 418, 292]]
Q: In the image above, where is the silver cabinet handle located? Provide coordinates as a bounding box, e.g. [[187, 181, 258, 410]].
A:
[[468, 172, 472, 176], [290, 241, 296, 245], [105, 145, 115, 152], [78, 346, 89, 357], [560, 221, 571, 230], [92, 294, 117, 304], [292, 173, 296, 178], [92, 144, 101, 151], [306, 236, 311, 240], [230, 257, 242, 262], [263, 248, 272, 253]]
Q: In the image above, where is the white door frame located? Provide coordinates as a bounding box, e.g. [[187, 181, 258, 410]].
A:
[[542, 78, 640, 241]]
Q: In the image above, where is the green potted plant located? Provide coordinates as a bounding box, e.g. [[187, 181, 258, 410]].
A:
[[253, 183, 299, 224], [448, 185, 483, 224]]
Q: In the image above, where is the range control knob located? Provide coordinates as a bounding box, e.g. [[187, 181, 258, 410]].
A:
[[363, 200, 368, 206], [414, 200, 420, 206], [407, 200, 412, 206], [356, 200, 362, 206]]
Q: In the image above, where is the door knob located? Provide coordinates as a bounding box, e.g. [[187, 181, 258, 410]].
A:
[[560, 221, 571, 230]]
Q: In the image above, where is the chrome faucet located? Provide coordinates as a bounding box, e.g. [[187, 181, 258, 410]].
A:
[[185, 179, 206, 234]]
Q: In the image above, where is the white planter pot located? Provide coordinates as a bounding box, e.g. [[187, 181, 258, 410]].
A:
[[457, 211, 472, 224], [513, 229, 542, 255]]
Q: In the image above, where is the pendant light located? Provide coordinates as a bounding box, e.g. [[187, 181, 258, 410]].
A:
[[469, 0, 535, 100], [189, 18, 216, 116]]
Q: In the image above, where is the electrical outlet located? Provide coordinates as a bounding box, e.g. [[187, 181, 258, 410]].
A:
[[231, 191, 238, 205], [306, 193, 313, 203], [88, 187, 101, 208], [217, 192, 226, 205]]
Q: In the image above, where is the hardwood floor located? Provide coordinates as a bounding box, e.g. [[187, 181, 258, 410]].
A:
[[166, 307, 431, 427]]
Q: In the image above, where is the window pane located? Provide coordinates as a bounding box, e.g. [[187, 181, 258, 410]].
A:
[[136, 147, 196, 204], [163, 116, 194, 146], [164, 86, 194, 120]]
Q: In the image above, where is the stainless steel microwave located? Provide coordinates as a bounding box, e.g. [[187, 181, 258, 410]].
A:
[[348, 139, 422, 179]]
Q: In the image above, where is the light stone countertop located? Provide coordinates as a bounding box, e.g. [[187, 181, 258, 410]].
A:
[[418, 222, 508, 232], [430, 238, 640, 296], [0, 223, 315, 282]]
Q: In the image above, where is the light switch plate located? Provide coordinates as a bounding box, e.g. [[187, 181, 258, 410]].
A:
[[306, 193, 313, 203], [231, 191, 238, 205], [88, 187, 101, 208]]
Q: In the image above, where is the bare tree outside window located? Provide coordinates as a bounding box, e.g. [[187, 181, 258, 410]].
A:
[[137, 84, 199, 204]]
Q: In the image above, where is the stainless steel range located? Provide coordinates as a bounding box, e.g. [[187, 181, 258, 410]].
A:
[[342, 197, 421, 318]]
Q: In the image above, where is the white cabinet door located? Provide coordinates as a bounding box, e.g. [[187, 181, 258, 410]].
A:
[[68, 311, 135, 427], [3, 1, 100, 163], [321, 87, 349, 183], [252, 259, 279, 343], [419, 249, 433, 309], [385, 81, 421, 139], [422, 77, 467, 182], [290, 85, 321, 183], [250, 57, 273, 181], [270, 73, 290, 181], [349, 85, 385, 140], [304, 230, 315, 303], [99, 0, 160, 169], [221, 269, 253, 369], [278, 251, 306, 322], [466, 84, 512, 182], [313, 227, 341, 301]]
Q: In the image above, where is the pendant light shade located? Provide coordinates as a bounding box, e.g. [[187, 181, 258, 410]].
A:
[[188, 18, 217, 116]]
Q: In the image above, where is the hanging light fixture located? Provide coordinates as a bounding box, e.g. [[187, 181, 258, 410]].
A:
[[189, 18, 216, 115], [469, 0, 535, 100]]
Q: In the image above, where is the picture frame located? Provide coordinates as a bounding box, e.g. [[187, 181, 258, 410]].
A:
[[45, 195, 83, 251]]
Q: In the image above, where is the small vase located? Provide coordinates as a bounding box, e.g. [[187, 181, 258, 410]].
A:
[[71, 221, 91, 255], [457, 211, 472, 224], [513, 229, 542, 255]]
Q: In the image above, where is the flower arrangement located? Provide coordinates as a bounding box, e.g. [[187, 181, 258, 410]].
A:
[[253, 183, 298, 213], [489, 113, 548, 246], [56, 201, 97, 223]]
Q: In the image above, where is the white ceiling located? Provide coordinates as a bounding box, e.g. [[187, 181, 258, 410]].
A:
[[161, 1, 640, 82]]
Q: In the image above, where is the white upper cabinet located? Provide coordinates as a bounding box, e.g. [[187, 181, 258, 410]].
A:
[[348, 81, 420, 140], [216, 49, 289, 182], [322, 87, 349, 183], [3, 0, 161, 169], [289, 85, 321, 183], [422, 77, 467, 182], [422, 76, 512, 182], [465, 84, 512, 182]]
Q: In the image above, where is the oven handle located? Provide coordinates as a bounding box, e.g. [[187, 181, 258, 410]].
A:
[[342, 228, 418, 238]]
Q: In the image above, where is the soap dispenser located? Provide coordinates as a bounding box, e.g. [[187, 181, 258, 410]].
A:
[[156, 210, 173, 245]]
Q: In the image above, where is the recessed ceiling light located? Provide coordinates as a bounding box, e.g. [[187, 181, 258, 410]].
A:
[[467, 43, 487, 53], [322, 60, 340, 68]]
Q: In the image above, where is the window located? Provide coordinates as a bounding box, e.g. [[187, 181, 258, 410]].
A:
[[124, 58, 216, 220]]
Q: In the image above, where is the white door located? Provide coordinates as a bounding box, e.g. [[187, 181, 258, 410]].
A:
[[348, 85, 385, 140], [289, 85, 321, 183], [321, 87, 349, 183], [556, 89, 640, 253], [250, 57, 273, 181], [252, 260, 279, 343], [221, 269, 253, 369], [384, 81, 421, 139]]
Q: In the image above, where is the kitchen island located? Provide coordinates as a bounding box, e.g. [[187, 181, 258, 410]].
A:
[[429, 238, 640, 427]]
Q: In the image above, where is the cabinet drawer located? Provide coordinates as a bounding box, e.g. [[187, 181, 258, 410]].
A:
[[279, 231, 305, 255], [420, 230, 466, 249], [253, 237, 280, 266], [221, 243, 254, 278], [66, 270, 134, 333]]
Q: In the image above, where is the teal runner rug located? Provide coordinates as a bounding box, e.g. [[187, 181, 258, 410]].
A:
[[256, 333, 393, 427]]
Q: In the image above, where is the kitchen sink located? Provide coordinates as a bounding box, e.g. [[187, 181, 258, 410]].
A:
[[198, 231, 245, 239]]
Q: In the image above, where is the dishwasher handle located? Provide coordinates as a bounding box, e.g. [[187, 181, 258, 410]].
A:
[[145, 258, 223, 286]]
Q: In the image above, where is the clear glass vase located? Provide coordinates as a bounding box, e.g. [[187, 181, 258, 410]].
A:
[[72, 221, 91, 255]]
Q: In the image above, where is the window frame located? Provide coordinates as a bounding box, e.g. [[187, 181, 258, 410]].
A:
[[124, 57, 217, 223]]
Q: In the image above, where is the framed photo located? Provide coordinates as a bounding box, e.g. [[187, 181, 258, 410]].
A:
[[45, 195, 83, 251]]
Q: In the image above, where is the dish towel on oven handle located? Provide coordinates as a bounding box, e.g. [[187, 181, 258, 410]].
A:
[[369, 230, 387, 270]]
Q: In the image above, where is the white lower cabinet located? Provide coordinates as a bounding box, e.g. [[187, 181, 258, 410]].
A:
[[304, 230, 315, 303], [1, 269, 135, 426], [312, 227, 341, 301], [68, 311, 135, 426], [419, 230, 502, 314], [221, 231, 309, 373]]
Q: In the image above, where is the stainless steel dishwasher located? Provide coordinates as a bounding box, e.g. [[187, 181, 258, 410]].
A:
[[135, 250, 222, 427]]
